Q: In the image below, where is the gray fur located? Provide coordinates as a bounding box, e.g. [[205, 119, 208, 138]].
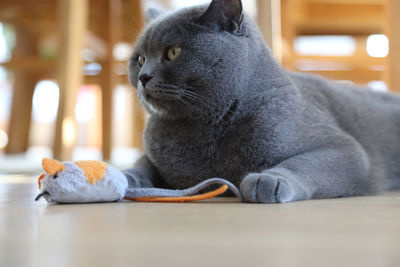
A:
[[124, 0, 400, 203], [146, 7, 166, 22]]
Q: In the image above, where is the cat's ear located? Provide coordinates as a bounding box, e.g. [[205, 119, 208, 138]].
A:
[[146, 7, 165, 22], [198, 0, 244, 33]]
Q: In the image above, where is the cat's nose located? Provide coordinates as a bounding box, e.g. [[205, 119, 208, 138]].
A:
[[139, 73, 153, 87]]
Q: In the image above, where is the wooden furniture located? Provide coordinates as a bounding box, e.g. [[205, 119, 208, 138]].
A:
[[257, 0, 282, 62], [1, 0, 58, 154], [0, 0, 145, 161], [1, 0, 399, 162], [5, 29, 41, 154], [386, 0, 400, 92], [281, 0, 388, 86], [53, 0, 88, 161]]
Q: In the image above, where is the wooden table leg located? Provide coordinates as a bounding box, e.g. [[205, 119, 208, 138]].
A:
[[53, 0, 88, 161], [5, 28, 40, 154]]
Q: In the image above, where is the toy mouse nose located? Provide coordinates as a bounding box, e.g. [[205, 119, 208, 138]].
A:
[[139, 73, 153, 87]]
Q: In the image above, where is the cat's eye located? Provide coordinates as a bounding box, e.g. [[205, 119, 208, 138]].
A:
[[138, 55, 145, 67], [166, 46, 181, 61]]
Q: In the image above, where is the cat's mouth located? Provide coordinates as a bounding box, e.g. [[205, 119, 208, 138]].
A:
[[143, 90, 176, 103], [141, 89, 180, 115]]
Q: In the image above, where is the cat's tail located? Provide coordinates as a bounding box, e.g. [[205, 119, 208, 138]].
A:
[[124, 178, 242, 202]]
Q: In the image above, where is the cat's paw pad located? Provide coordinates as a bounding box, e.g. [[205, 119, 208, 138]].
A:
[[240, 172, 294, 203]]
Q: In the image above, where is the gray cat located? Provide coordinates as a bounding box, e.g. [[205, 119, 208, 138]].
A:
[[123, 0, 400, 203]]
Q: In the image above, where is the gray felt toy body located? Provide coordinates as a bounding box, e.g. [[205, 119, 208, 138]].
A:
[[36, 158, 241, 203], [124, 0, 400, 203], [36, 159, 128, 203]]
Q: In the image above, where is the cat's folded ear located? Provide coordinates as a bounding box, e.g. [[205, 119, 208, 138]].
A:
[[146, 7, 166, 22], [198, 0, 244, 33]]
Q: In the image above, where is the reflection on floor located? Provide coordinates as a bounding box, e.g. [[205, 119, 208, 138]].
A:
[[1, 175, 400, 267], [0, 146, 142, 174]]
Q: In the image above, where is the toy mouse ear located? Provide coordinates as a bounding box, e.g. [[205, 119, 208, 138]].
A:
[[42, 158, 65, 175]]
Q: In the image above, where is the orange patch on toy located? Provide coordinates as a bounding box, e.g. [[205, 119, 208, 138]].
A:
[[75, 161, 107, 184], [42, 158, 65, 175], [38, 173, 45, 189]]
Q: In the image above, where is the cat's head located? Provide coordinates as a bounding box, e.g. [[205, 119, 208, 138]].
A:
[[129, 0, 269, 121]]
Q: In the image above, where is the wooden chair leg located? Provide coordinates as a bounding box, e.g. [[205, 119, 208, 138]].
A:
[[53, 0, 88, 161], [280, 0, 299, 70], [127, 0, 146, 151], [5, 28, 40, 154], [387, 0, 400, 93], [6, 71, 40, 154], [132, 95, 145, 150], [97, 0, 123, 161]]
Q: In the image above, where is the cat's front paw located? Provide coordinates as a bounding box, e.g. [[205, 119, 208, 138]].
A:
[[240, 172, 296, 203]]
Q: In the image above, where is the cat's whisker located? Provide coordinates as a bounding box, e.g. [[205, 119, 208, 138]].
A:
[[179, 92, 217, 113], [176, 96, 208, 116], [152, 83, 236, 121], [180, 89, 237, 117], [181, 90, 220, 108]]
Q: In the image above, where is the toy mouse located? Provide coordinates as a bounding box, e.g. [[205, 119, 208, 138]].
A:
[[35, 158, 242, 203]]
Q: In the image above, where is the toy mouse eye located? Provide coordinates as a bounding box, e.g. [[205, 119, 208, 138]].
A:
[[53, 174, 58, 179]]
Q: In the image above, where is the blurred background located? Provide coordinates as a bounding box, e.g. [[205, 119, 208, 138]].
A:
[[0, 0, 399, 174]]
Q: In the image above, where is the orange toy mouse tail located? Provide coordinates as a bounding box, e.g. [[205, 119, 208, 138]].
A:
[[124, 178, 242, 203], [125, 184, 228, 203]]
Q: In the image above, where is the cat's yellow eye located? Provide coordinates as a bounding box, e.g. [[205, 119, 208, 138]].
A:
[[167, 46, 181, 61], [138, 55, 145, 67]]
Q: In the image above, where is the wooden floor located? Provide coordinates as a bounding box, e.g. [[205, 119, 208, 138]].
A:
[[1, 175, 400, 267]]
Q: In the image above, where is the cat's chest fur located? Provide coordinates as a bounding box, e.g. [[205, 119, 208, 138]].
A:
[[144, 116, 274, 188]]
